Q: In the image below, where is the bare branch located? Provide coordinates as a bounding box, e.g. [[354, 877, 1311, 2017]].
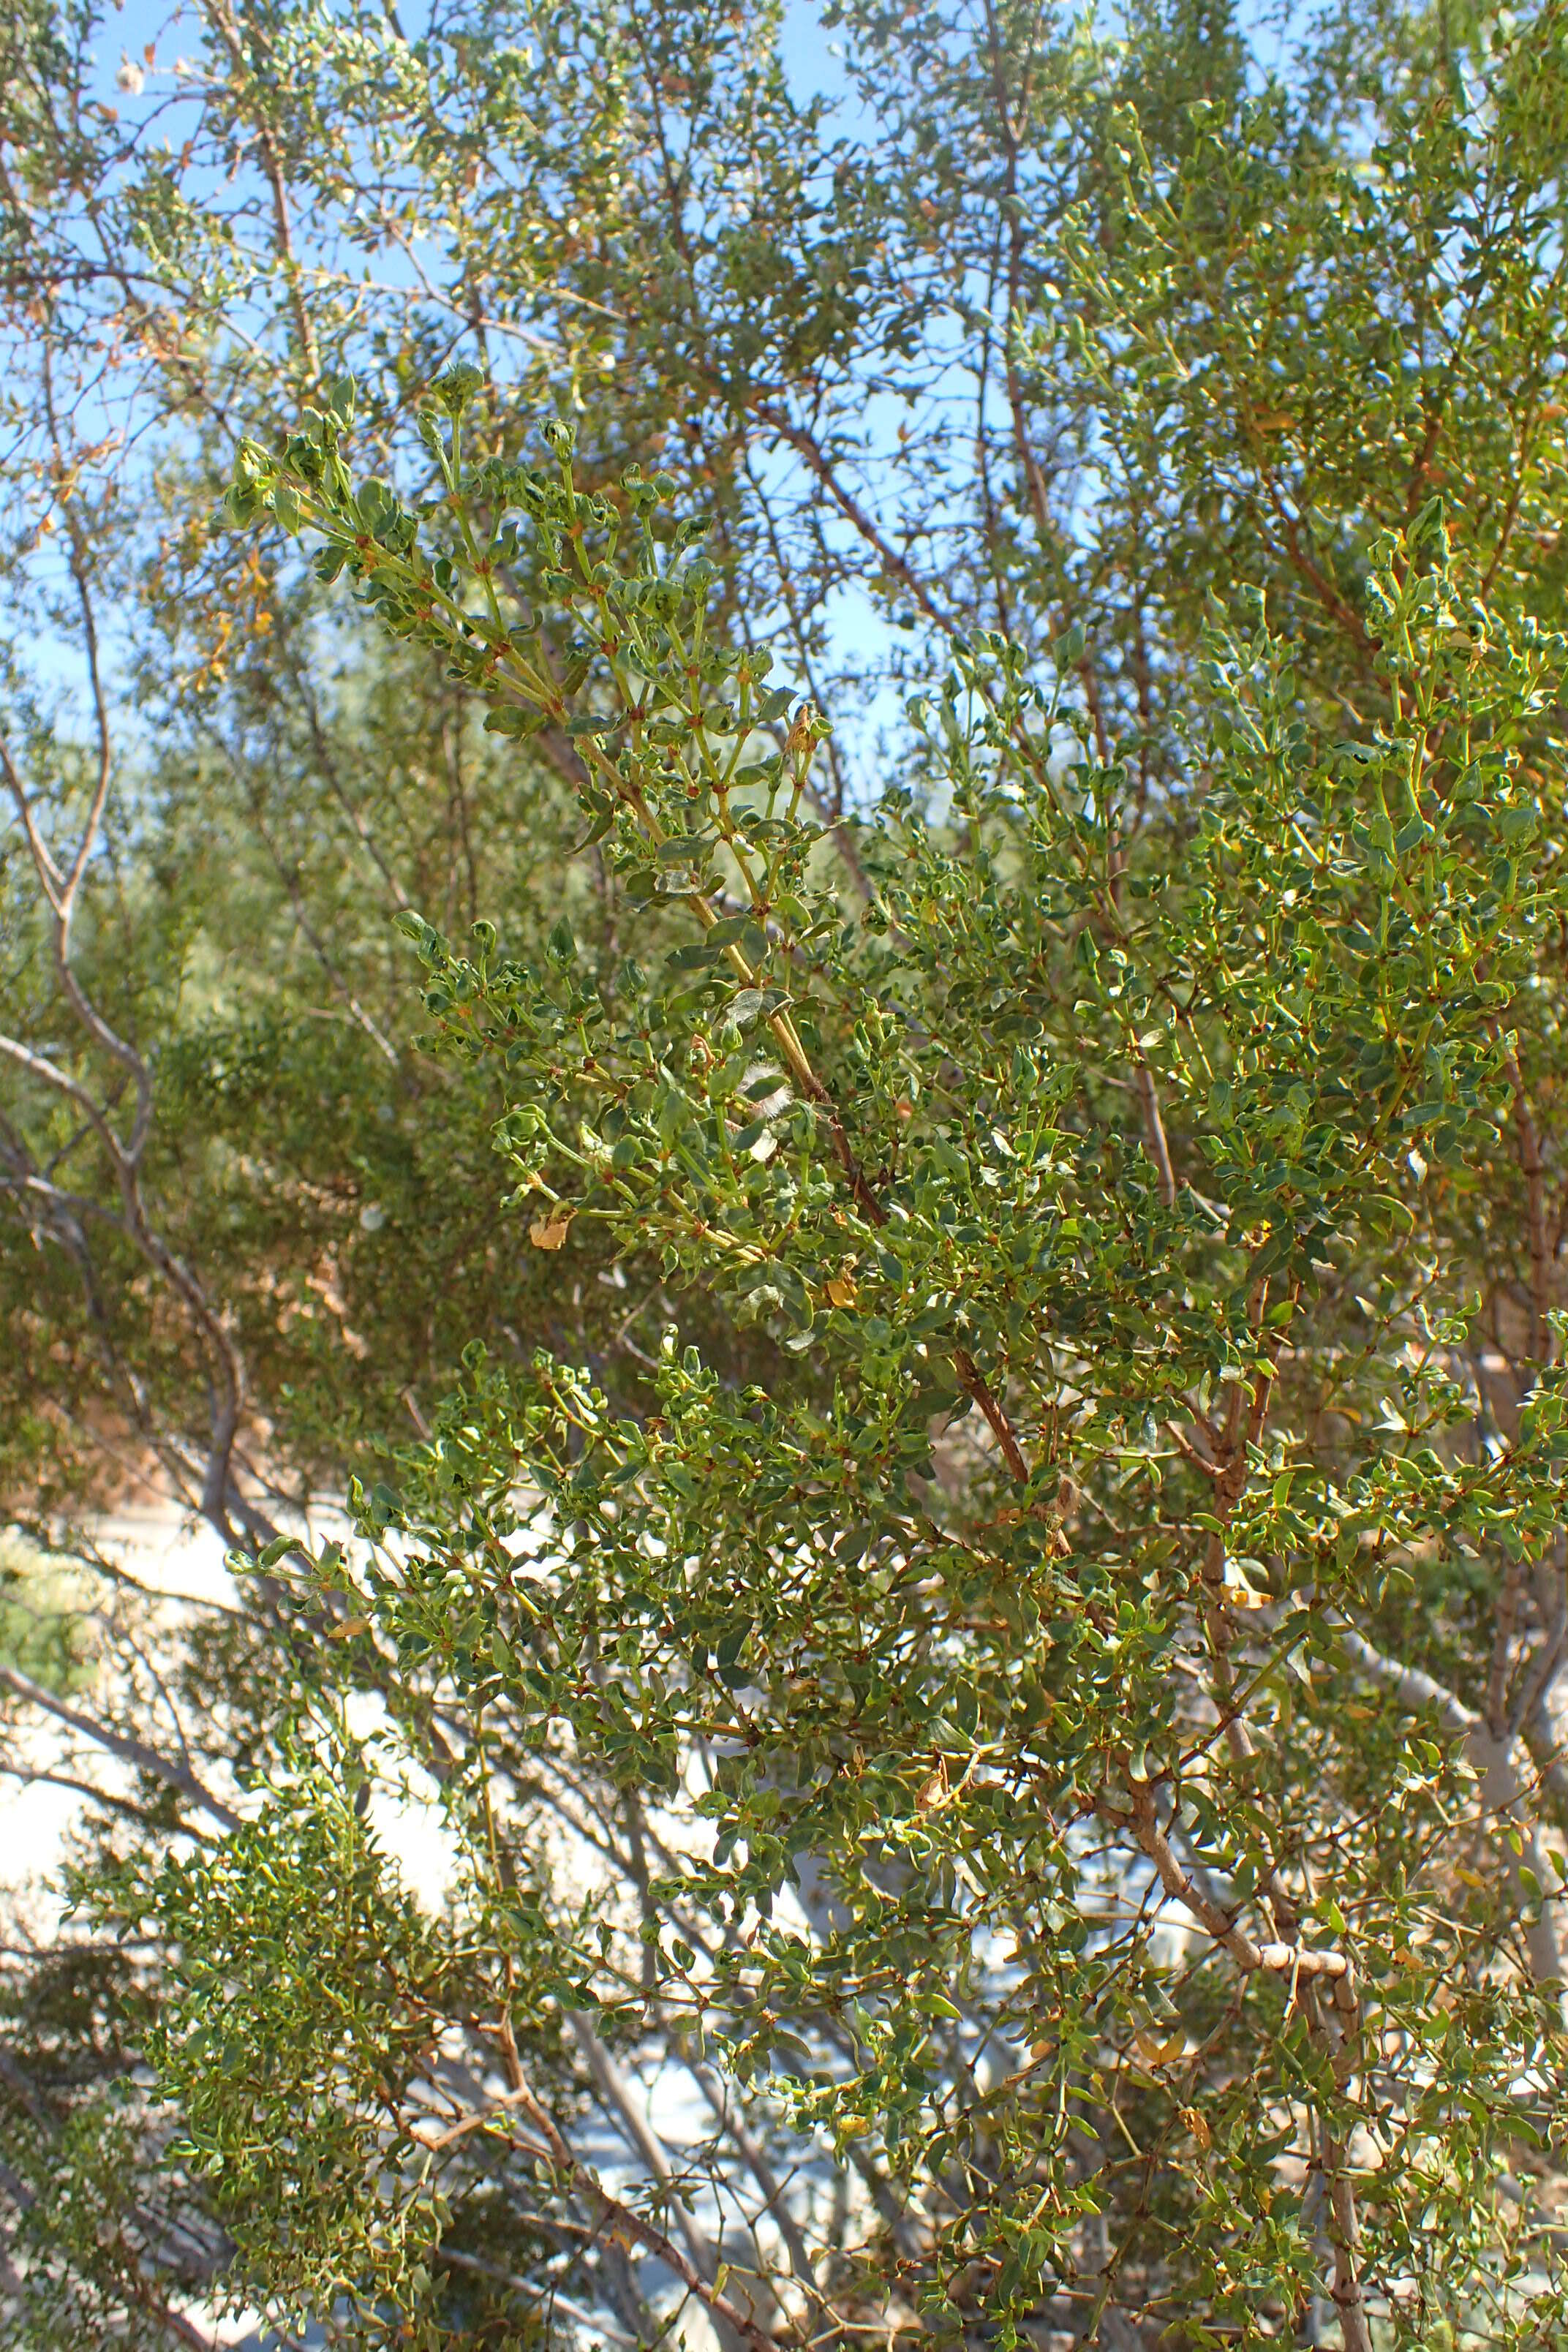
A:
[[568, 2012, 720, 2283], [0, 1662, 243, 1833], [1335, 1623, 1479, 1741]]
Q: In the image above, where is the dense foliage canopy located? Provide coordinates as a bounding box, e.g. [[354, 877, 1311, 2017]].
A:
[[8, 0, 1568, 2346]]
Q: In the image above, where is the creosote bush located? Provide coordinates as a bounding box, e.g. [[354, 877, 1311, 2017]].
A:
[[12, 1, 1568, 2347]]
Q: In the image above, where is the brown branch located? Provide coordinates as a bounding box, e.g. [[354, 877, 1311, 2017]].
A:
[[755, 1000, 1034, 1489], [748, 401, 958, 635], [1127, 1782, 1352, 1986], [1128, 1781, 1370, 2351], [979, 0, 1113, 765], [437, 2250, 637, 2348], [1154, 1264, 1373, 2347], [1253, 468, 1374, 657], [687, 2058, 819, 2293], [0, 1761, 222, 1844], [1164, 1419, 1220, 1480], [952, 1346, 1030, 1485]]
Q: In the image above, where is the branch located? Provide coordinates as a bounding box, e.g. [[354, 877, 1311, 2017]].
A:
[[436, 2249, 638, 2348], [1128, 1780, 1370, 2352], [748, 402, 959, 634], [1337, 1621, 1565, 1989], [205, 728, 401, 1065], [0, 1031, 124, 1165], [1503, 1046, 1553, 1367], [0, 1662, 242, 1832], [568, 2013, 720, 2283], [0, 2044, 223, 2349], [687, 2058, 818, 2292], [1333, 1623, 1479, 1742], [200, 0, 322, 385], [1515, 1541, 1568, 1740], [952, 1346, 1031, 1485], [1134, 1055, 1178, 1209], [1488, 1556, 1525, 1741], [1128, 1782, 1354, 1993], [422, 2046, 777, 2352], [1, 549, 250, 1531], [0, 1761, 221, 1845]]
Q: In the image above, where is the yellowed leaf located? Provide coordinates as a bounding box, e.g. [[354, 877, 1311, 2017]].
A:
[[529, 1210, 573, 1250], [1134, 2028, 1188, 2069], [826, 1275, 859, 1308], [1224, 1559, 1270, 1610]]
